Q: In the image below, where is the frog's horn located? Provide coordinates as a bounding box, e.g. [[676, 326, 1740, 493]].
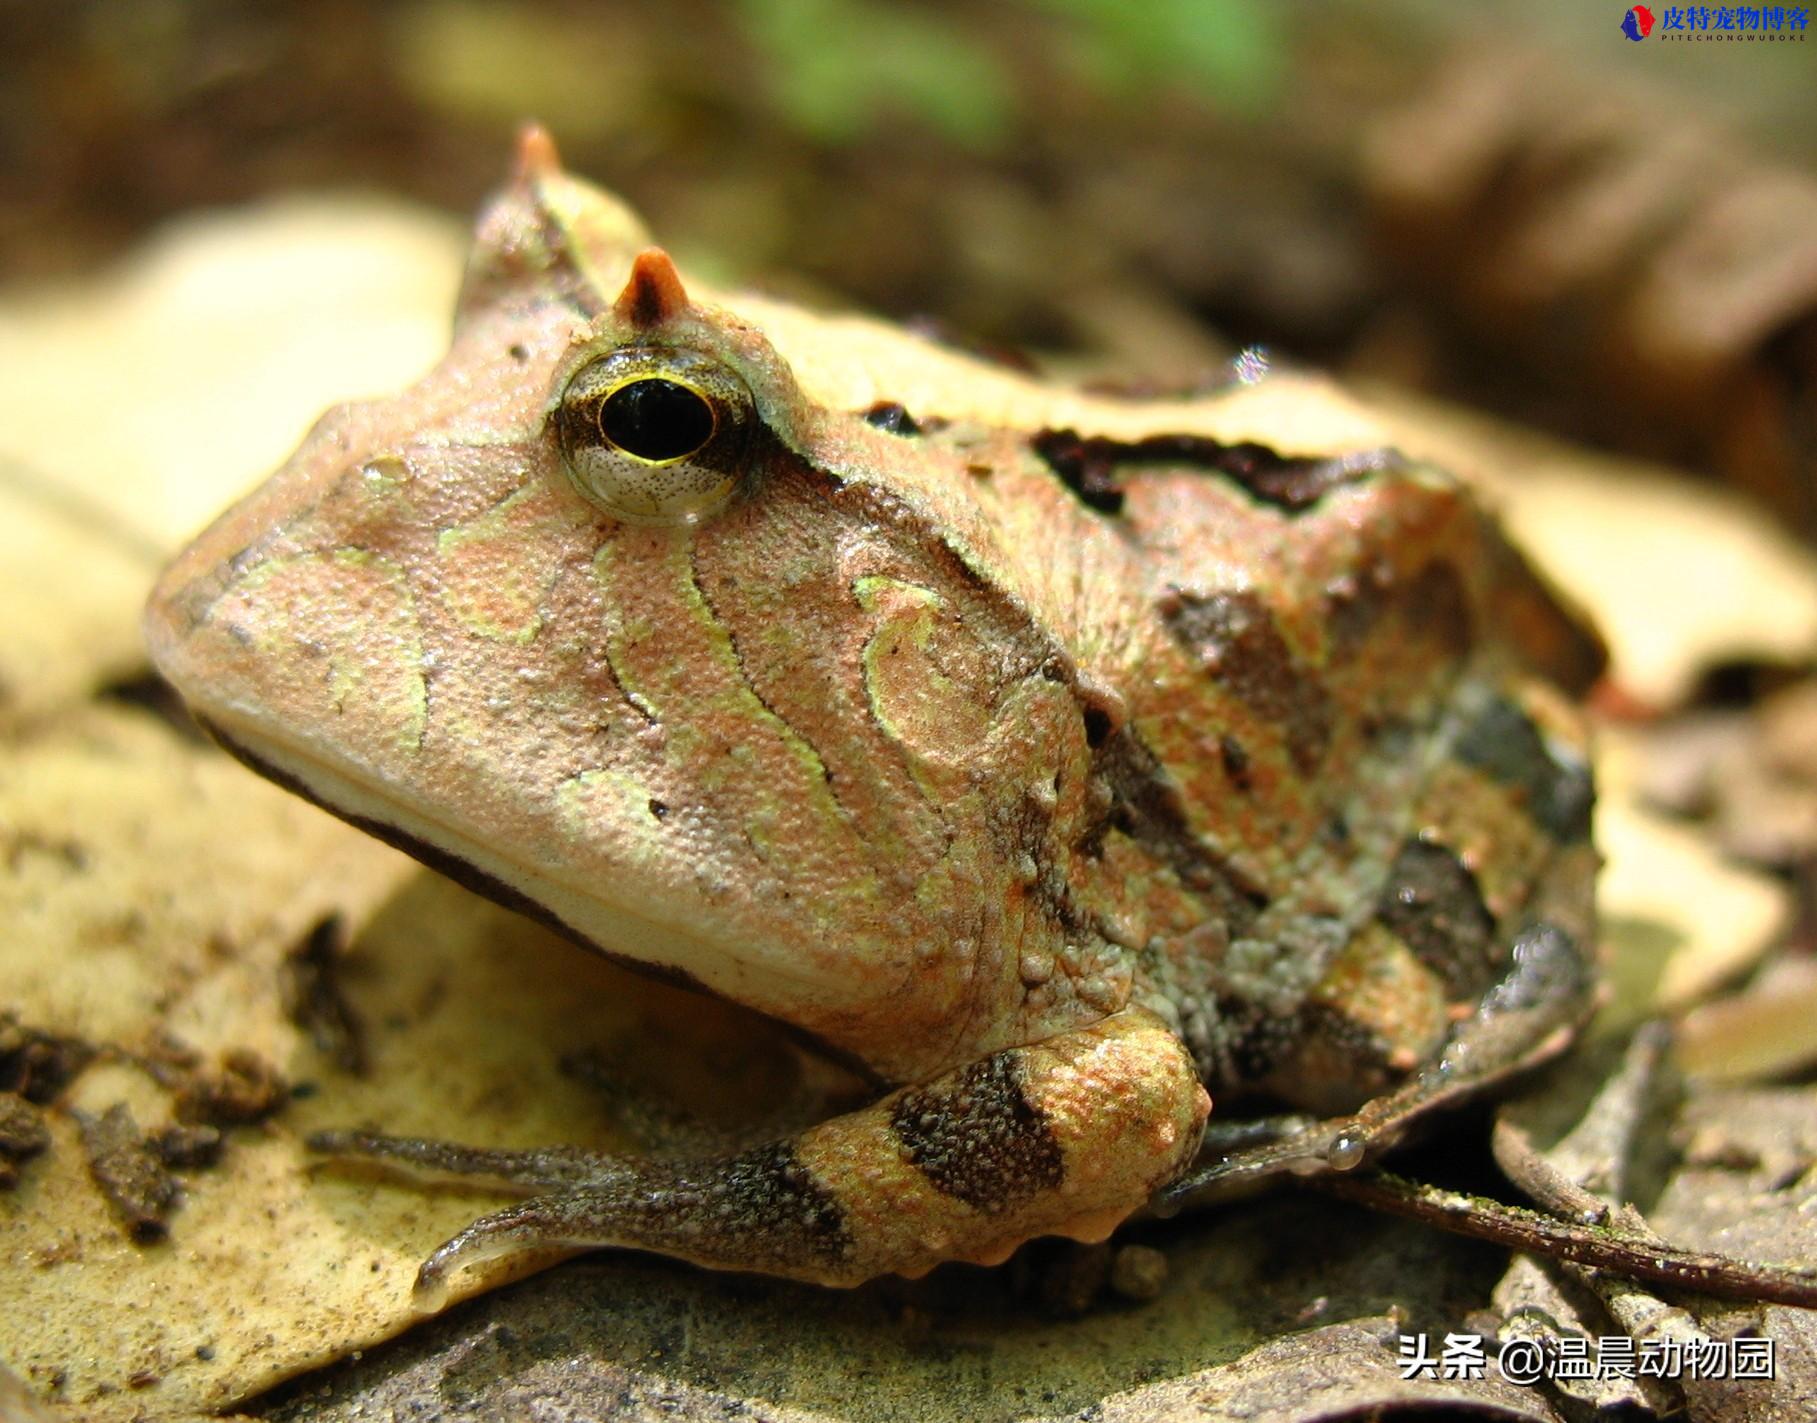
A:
[[613, 248, 690, 329], [457, 124, 653, 323], [512, 121, 562, 183]]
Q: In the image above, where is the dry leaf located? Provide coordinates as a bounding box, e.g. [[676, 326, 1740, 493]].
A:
[[1370, 391, 1817, 709], [0, 199, 463, 553], [1594, 793, 1788, 1021], [0, 475, 158, 731], [1677, 958, 1817, 1083]]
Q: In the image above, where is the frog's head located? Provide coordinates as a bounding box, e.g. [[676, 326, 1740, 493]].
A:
[[145, 130, 1103, 1082]]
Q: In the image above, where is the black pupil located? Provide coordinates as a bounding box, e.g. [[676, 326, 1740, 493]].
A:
[[598, 379, 715, 462]]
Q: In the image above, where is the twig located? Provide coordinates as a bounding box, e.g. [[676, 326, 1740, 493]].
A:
[[1300, 1168, 1817, 1310]]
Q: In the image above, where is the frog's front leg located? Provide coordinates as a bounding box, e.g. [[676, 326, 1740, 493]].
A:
[[313, 1007, 1207, 1302], [1160, 849, 1598, 1214]]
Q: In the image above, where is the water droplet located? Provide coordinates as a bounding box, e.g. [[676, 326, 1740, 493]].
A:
[[360, 455, 407, 492], [1231, 346, 1271, 385], [1326, 1131, 1366, 1171]]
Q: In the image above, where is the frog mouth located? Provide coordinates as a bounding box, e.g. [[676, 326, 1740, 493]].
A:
[[194, 711, 727, 1000], [201, 708, 890, 1083]]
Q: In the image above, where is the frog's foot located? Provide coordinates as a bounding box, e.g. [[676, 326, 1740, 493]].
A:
[[1159, 914, 1595, 1214], [313, 1007, 1207, 1303], [304, 1131, 639, 1193]]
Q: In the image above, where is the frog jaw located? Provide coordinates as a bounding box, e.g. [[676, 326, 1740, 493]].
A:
[[190, 702, 795, 1005]]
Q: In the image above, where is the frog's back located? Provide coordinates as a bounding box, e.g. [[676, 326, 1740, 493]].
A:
[[961, 419, 1603, 1104]]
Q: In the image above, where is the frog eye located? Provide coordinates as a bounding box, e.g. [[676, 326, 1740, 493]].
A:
[[597, 378, 716, 462], [555, 347, 756, 524]]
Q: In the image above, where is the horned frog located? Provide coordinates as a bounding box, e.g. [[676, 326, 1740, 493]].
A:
[[144, 129, 1603, 1307]]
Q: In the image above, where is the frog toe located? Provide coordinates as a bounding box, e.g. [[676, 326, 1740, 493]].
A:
[[410, 1194, 603, 1309]]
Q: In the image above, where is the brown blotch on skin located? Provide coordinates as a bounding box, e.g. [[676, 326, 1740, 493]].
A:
[[1455, 697, 1595, 843], [1157, 588, 1332, 774], [613, 247, 691, 330], [1480, 530, 1608, 697], [1029, 430, 1126, 514], [1200, 441, 1399, 512], [1031, 430, 1396, 517], [79, 1102, 179, 1242], [1086, 726, 1269, 924], [1326, 560, 1473, 668], [1377, 838, 1497, 1000], [1218, 734, 1252, 792], [1269, 1001, 1401, 1111], [889, 1053, 1064, 1212], [1404, 563, 1474, 658], [694, 1140, 853, 1267], [1219, 997, 1300, 1084], [280, 915, 368, 1076]]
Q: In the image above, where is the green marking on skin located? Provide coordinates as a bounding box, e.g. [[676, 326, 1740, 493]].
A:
[[591, 538, 858, 870], [331, 548, 430, 751], [435, 485, 555, 644], [224, 549, 428, 754], [538, 171, 653, 300], [852, 575, 990, 808], [852, 574, 940, 617], [853, 576, 946, 743], [555, 769, 668, 873]]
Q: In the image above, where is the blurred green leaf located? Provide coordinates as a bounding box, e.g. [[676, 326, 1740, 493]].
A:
[[1033, 0, 1283, 112], [734, 0, 1013, 149]]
